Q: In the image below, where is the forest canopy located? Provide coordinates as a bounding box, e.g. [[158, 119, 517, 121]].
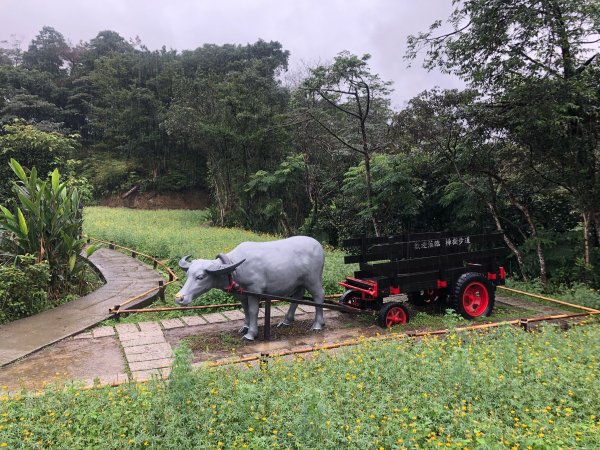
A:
[[1, 0, 599, 287]]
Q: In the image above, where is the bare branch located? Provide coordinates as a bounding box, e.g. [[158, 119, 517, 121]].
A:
[[307, 111, 364, 154], [317, 91, 362, 120]]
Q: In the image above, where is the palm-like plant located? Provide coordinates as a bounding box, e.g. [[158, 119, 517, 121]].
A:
[[0, 159, 90, 298]]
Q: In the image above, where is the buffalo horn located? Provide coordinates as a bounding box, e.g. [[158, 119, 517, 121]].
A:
[[178, 255, 192, 271], [205, 259, 246, 275]]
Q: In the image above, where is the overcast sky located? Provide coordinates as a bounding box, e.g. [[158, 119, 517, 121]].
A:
[[0, 0, 464, 108]]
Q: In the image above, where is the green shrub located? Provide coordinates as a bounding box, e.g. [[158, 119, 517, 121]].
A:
[[0, 122, 77, 204], [0, 254, 50, 323], [0, 159, 88, 298], [83, 155, 136, 198]]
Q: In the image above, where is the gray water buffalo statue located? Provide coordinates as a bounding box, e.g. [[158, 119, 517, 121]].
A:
[[175, 236, 325, 341]]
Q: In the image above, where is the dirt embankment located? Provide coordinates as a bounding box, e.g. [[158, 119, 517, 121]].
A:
[[98, 189, 210, 210]]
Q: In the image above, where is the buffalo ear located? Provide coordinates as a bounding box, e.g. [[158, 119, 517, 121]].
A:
[[178, 255, 192, 272], [205, 259, 245, 275]]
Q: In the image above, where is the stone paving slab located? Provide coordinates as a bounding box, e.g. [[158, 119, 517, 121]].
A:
[[269, 306, 286, 318], [115, 323, 139, 334], [161, 318, 185, 329], [129, 358, 174, 372], [92, 326, 116, 338], [0, 246, 163, 367], [127, 347, 173, 363], [132, 367, 171, 382], [81, 373, 129, 388], [120, 334, 166, 348], [203, 313, 228, 324], [73, 332, 93, 340], [138, 322, 162, 333], [118, 330, 163, 341], [221, 310, 246, 321], [124, 342, 172, 356], [181, 316, 207, 326]]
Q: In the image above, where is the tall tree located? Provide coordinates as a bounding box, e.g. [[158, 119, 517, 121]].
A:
[[22, 26, 71, 77], [407, 0, 600, 265], [163, 41, 290, 228], [295, 52, 393, 236]]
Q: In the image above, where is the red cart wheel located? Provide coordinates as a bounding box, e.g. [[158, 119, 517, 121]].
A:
[[452, 273, 495, 319], [377, 302, 409, 328]]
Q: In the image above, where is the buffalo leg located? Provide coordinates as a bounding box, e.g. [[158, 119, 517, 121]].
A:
[[306, 283, 325, 330], [242, 296, 260, 341], [278, 287, 304, 327], [239, 295, 250, 335]]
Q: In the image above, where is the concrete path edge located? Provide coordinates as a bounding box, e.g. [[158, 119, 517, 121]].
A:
[[0, 247, 164, 368]]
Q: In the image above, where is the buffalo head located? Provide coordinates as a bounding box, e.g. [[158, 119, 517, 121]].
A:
[[175, 255, 245, 305]]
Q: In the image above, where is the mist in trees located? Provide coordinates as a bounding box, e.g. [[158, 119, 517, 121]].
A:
[[1, 0, 599, 288]]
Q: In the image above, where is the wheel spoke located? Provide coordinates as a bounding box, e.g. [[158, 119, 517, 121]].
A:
[[462, 281, 489, 317], [385, 306, 406, 326]]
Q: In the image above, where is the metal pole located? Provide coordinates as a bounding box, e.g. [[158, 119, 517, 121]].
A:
[[264, 298, 271, 341], [158, 280, 165, 302]]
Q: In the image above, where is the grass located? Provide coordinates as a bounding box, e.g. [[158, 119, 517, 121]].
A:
[[83, 207, 354, 323], [502, 279, 600, 312], [2, 208, 597, 448], [1, 322, 598, 449]]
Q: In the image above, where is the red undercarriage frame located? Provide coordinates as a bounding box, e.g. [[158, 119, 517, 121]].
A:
[[338, 267, 506, 301]]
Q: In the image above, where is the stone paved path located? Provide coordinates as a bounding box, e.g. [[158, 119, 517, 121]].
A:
[[0, 304, 337, 390], [496, 295, 568, 316], [0, 290, 582, 392], [0, 247, 163, 367]]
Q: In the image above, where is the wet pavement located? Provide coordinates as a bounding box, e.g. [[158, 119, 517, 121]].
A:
[[0, 247, 163, 368], [0, 296, 572, 393]]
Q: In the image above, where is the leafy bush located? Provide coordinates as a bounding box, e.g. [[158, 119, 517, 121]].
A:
[[0, 254, 50, 324], [244, 154, 308, 234], [0, 159, 88, 298], [0, 122, 77, 203], [82, 155, 137, 198], [320, 153, 423, 243]]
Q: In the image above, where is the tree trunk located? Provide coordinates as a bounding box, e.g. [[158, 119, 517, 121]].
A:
[[489, 174, 548, 283], [363, 153, 380, 237], [449, 163, 528, 280], [486, 202, 529, 281], [207, 155, 226, 227], [509, 192, 547, 282], [582, 211, 592, 265], [594, 213, 600, 247]]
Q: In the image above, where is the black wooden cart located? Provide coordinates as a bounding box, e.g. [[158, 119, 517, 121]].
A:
[[337, 231, 506, 327]]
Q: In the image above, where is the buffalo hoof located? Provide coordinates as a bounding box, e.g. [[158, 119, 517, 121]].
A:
[[239, 326, 249, 335], [242, 333, 256, 342], [277, 320, 292, 327], [311, 322, 325, 331]]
